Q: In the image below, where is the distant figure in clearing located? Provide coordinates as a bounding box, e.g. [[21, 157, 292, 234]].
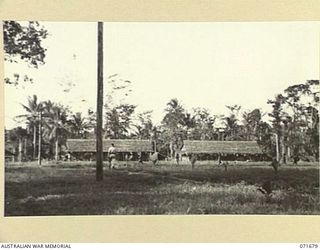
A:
[[293, 155, 300, 165], [189, 154, 197, 169], [221, 161, 229, 171], [124, 152, 133, 167], [175, 152, 180, 165], [138, 152, 143, 164], [217, 153, 222, 165], [108, 143, 116, 169], [64, 152, 71, 161], [271, 158, 279, 173], [218, 154, 228, 170], [150, 152, 159, 166]]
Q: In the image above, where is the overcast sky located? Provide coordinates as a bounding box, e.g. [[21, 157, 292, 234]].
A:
[[4, 21, 319, 129]]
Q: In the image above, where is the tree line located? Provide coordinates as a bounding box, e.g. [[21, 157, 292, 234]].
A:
[[5, 79, 319, 163], [3, 21, 319, 163]]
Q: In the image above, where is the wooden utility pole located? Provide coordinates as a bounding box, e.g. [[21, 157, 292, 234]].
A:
[[96, 21, 104, 181], [38, 111, 42, 166]]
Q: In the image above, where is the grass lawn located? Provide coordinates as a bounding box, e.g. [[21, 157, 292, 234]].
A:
[[5, 160, 320, 216]]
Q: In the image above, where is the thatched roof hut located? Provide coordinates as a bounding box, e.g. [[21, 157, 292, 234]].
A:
[[66, 139, 153, 153], [182, 140, 263, 155]]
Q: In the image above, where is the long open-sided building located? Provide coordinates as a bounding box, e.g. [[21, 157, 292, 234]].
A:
[[66, 139, 153, 161], [66, 139, 266, 161], [182, 140, 265, 161]]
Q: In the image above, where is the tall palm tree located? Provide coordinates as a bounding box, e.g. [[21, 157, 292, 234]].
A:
[[17, 95, 42, 160], [68, 112, 90, 138], [162, 99, 186, 158], [132, 111, 153, 140], [162, 98, 186, 129], [44, 103, 68, 161], [224, 105, 242, 140]]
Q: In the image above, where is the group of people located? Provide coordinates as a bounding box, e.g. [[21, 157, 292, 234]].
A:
[[107, 143, 145, 169], [107, 144, 231, 169], [76, 143, 302, 170], [106, 144, 186, 168]]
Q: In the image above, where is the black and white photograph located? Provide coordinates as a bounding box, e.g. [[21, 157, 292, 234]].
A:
[[4, 21, 319, 216]]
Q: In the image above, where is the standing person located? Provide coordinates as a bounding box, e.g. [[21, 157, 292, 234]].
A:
[[293, 154, 300, 165], [124, 152, 133, 167], [175, 152, 180, 165], [150, 152, 159, 166], [138, 152, 143, 164], [218, 153, 222, 165], [108, 143, 116, 169], [189, 154, 197, 169], [66, 152, 71, 161]]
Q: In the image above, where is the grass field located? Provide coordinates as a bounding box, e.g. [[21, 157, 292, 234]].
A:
[[5, 160, 320, 216]]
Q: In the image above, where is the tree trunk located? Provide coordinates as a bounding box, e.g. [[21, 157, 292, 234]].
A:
[[96, 21, 104, 181], [154, 140, 157, 152], [200, 133, 205, 140], [287, 146, 291, 160], [281, 140, 286, 164], [55, 139, 59, 161], [38, 112, 42, 166], [169, 142, 173, 159], [18, 137, 22, 162], [281, 124, 287, 164], [275, 133, 280, 162], [12, 147, 16, 162], [23, 138, 27, 160], [33, 125, 37, 160]]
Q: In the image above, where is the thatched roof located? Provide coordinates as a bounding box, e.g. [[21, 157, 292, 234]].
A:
[[66, 139, 153, 153], [182, 140, 263, 154]]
